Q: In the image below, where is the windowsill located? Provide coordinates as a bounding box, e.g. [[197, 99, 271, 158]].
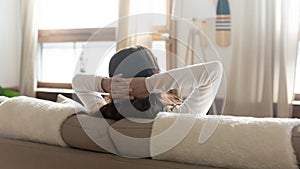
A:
[[36, 87, 75, 102], [293, 100, 300, 106], [36, 87, 75, 94], [295, 94, 300, 101], [293, 100, 300, 118]]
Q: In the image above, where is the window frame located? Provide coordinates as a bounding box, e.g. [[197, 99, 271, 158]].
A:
[[295, 45, 300, 101], [295, 23, 300, 98], [38, 28, 116, 42], [296, 94, 300, 100], [37, 0, 175, 89]]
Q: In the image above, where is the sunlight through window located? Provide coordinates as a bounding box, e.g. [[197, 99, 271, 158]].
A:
[[38, 0, 118, 29], [37, 0, 168, 83]]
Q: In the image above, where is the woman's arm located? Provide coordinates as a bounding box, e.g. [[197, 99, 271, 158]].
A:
[[131, 61, 223, 115], [72, 74, 108, 113]]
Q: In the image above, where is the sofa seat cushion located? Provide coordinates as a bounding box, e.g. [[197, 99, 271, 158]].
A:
[[0, 137, 220, 169]]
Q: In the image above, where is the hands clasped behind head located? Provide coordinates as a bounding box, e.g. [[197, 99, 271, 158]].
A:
[[110, 74, 134, 103], [108, 74, 149, 103]]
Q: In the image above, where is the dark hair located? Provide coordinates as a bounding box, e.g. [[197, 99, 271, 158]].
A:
[[99, 45, 181, 120], [108, 45, 159, 78]]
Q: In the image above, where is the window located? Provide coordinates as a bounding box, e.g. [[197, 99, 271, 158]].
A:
[[295, 41, 300, 97], [38, 0, 119, 29], [37, 0, 173, 87]]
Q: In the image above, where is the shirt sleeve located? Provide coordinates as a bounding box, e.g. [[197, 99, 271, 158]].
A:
[[145, 61, 223, 115], [72, 74, 107, 113]]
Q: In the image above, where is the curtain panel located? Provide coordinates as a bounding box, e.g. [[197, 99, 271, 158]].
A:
[[117, 0, 152, 51], [20, 0, 38, 97], [223, 0, 300, 117]]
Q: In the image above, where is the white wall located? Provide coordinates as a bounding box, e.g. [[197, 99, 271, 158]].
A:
[[0, 0, 21, 88], [175, 0, 233, 97], [175, 0, 233, 65]]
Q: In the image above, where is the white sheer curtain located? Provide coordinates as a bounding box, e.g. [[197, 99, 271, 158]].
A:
[[117, 0, 152, 50], [223, 0, 300, 117], [19, 0, 39, 97], [0, 0, 21, 88]]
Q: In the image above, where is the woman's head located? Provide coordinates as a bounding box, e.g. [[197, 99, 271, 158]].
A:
[[100, 45, 181, 120], [109, 45, 159, 78]]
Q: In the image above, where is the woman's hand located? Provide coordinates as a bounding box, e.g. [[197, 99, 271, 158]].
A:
[[129, 77, 149, 99], [101, 77, 112, 93], [110, 74, 134, 103], [105, 76, 149, 102], [101, 74, 123, 93]]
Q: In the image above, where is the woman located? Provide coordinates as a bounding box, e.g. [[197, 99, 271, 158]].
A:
[[72, 45, 223, 120]]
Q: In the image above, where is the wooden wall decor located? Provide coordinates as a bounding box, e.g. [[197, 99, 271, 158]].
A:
[[215, 0, 231, 47]]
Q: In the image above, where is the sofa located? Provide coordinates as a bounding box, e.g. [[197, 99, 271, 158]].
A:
[[0, 113, 223, 169], [1, 113, 299, 169], [1, 95, 300, 169]]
